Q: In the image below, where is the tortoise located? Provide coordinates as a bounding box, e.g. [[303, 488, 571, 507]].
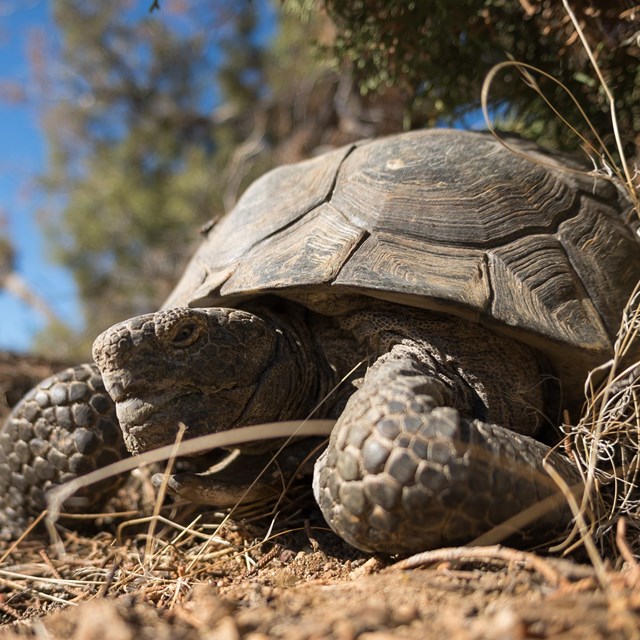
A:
[[1, 129, 639, 553]]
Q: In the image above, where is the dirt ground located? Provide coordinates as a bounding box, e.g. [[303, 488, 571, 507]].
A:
[[1, 472, 639, 640], [1, 352, 640, 639], [0, 550, 640, 640]]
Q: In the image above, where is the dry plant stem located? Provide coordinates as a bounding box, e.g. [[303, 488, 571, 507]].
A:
[[577, 283, 640, 529], [96, 560, 121, 598], [168, 577, 188, 610], [271, 438, 328, 516], [144, 423, 186, 562], [0, 566, 97, 608], [56, 509, 140, 522], [39, 549, 84, 599], [184, 362, 361, 572], [45, 419, 336, 533], [186, 524, 234, 573], [168, 513, 204, 547], [560, 14, 639, 550], [116, 514, 230, 544], [561, 0, 633, 194], [593, 284, 639, 411], [481, 61, 614, 171], [245, 543, 282, 576], [613, 287, 640, 357], [0, 601, 22, 620], [616, 519, 640, 583], [186, 526, 328, 581], [390, 545, 566, 587], [0, 568, 102, 589], [0, 577, 75, 607], [544, 461, 611, 593], [0, 510, 47, 564]]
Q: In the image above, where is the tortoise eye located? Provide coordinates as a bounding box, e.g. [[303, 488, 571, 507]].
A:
[[171, 322, 200, 347]]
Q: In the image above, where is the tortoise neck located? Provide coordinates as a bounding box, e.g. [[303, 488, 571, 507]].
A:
[[238, 298, 339, 421]]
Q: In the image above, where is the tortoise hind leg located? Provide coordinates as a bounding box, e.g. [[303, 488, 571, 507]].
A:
[[0, 364, 127, 540], [313, 353, 581, 555]]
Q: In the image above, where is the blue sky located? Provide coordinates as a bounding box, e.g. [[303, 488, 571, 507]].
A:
[[0, 1, 277, 354], [0, 0, 81, 352]]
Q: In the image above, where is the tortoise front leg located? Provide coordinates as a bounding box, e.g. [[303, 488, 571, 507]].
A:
[[313, 353, 581, 555], [0, 364, 127, 540]]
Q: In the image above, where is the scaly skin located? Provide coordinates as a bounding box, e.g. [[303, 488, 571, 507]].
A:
[[313, 355, 580, 553], [0, 364, 126, 539], [0, 301, 583, 550], [92, 302, 581, 553]]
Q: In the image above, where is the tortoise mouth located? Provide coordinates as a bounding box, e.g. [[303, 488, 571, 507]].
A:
[[115, 390, 207, 454]]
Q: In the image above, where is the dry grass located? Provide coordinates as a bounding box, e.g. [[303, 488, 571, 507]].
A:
[[0, 459, 328, 625], [1, 3, 640, 636], [482, 2, 640, 562], [567, 285, 640, 554]]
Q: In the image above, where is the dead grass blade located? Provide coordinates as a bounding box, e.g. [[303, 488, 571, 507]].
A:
[[45, 418, 335, 534], [390, 545, 568, 588], [482, 2, 640, 563], [560, 0, 634, 193], [144, 423, 186, 562]]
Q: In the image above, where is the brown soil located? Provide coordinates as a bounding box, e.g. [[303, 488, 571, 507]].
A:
[[1, 352, 640, 639], [1, 488, 639, 639]]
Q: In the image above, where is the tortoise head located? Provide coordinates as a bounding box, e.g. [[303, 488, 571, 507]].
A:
[[92, 307, 280, 454]]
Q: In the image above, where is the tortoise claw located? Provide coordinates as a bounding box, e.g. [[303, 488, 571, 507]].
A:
[[152, 470, 276, 506]]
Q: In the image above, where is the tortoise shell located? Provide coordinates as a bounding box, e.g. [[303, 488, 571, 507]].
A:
[[165, 128, 640, 385]]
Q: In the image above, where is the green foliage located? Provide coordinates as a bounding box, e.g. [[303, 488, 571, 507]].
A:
[[33, 1, 345, 358], [287, 0, 640, 156], [34, 0, 638, 360], [36, 0, 272, 358], [218, 7, 265, 113]]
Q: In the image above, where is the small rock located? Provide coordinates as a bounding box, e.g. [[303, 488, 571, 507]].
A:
[[203, 615, 240, 640], [72, 601, 133, 640], [470, 607, 526, 640], [393, 603, 419, 625], [333, 618, 356, 640]]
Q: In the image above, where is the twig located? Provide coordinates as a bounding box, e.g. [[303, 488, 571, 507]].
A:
[[96, 560, 121, 598], [544, 459, 610, 593], [39, 549, 85, 600], [561, 0, 633, 194], [616, 518, 640, 587], [0, 510, 47, 564], [144, 423, 186, 562], [0, 600, 22, 620], [245, 543, 282, 576], [390, 545, 566, 587]]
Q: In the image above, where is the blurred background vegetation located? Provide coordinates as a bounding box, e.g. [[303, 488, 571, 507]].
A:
[[1, 0, 638, 360]]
